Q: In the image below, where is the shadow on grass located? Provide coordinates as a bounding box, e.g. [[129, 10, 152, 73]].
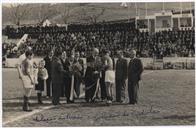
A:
[[3, 98, 131, 112]]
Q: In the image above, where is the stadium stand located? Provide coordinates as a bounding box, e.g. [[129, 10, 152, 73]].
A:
[[2, 22, 195, 59]]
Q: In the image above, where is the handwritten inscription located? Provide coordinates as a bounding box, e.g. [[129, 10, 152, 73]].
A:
[[33, 106, 160, 122], [33, 113, 83, 122]]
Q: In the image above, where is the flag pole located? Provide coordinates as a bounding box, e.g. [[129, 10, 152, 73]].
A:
[[189, 2, 192, 14], [145, 3, 148, 17], [135, 3, 138, 16], [162, 2, 165, 12], [180, 2, 182, 15]]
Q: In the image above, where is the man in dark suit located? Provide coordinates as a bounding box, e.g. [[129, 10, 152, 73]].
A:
[[128, 50, 143, 104], [44, 50, 53, 98], [115, 50, 128, 103], [60, 51, 67, 97], [51, 50, 66, 105]]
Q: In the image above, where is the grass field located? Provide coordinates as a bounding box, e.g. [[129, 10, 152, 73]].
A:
[[2, 68, 195, 126]]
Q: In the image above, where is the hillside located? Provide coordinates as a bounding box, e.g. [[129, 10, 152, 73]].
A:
[[2, 2, 194, 25]]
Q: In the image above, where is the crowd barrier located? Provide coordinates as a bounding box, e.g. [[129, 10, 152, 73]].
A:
[[4, 57, 153, 68], [163, 57, 195, 69], [3, 57, 195, 69]]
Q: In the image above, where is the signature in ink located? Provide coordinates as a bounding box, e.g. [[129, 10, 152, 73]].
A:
[[33, 113, 83, 122]]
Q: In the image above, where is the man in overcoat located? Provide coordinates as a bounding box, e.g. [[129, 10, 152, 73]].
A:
[[115, 50, 128, 103], [128, 50, 143, 104], [51, 50, 66, 105]]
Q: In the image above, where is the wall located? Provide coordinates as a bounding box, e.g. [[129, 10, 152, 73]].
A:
[[5, 57, 194, 68], [5, 57, 154, 68]]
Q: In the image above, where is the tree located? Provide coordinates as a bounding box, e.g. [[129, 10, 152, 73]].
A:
[[38, 4, 58, 24], [78, 7, 106, 23], [9, 4, 32, 26], [88, 7, 105, 23], [59, 4, 75, 24]]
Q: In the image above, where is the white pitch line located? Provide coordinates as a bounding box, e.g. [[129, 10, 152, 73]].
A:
[[3, 105, 55, 126], [143, 70, 154, 75], [3, 70, 154, 125]]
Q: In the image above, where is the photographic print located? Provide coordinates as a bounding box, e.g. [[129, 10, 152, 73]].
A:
[[2, 2, 195, 127]]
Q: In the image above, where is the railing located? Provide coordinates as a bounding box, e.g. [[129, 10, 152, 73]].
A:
[[3, 57, 194, 69]]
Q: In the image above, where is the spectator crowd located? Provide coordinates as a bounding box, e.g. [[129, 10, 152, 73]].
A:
[[2, 22, 195, 58]]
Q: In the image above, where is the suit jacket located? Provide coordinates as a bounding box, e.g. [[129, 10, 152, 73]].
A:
[[63, 58, 74, 78], [115, 58, 128, 81], [51, 57, 66, 85], [128, 58, 143, 82], [44, 56, 52, 76], [75, 58, 84, 77], [60, 58, 70, 79], [85, 56, 101, 81], [85, 56, 95, 79]]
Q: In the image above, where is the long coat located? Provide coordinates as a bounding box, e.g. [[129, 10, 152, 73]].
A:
[[128, 57, 143, 104], [115, 58, 128, 81], [51, 57, 65, 85], [115, 58, 128, 102], [51, 56, 66, 101], [128, 58, 143, 82]]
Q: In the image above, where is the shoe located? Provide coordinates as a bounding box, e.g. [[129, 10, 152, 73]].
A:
[[107, 100, 112, 104], [52, 102, 60, 105], [116, 100, 122, 103], [90, 99, 95, 103], [122, 100, 127, 104], [101, 98, 106, 102], [67, 100, 74, 104], [37, 93, 43, 104], [85, 99, 90, 103]]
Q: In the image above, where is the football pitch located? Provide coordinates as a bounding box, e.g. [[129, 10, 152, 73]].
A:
[[2, 68, 195, 126]]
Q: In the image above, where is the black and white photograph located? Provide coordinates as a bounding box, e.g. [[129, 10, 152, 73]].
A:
[[1, 1, 195, 127]]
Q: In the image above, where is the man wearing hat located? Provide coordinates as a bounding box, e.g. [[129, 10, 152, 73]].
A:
[[128, 49, 143, 104]]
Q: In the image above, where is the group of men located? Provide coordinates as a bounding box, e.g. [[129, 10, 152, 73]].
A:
[[18, 46, 143, 112]]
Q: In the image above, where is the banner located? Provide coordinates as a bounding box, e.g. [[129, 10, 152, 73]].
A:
[[12, 34, 28, 51]]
